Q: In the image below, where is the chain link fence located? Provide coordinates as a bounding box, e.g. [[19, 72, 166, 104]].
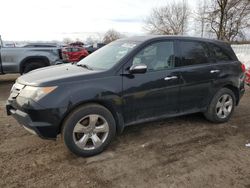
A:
[[232, 44, 250, 68]]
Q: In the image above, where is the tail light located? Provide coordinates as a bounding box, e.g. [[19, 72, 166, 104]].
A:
[[241, 63, 246, 73]]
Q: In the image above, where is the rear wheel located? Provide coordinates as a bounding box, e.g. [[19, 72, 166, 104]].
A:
[[22, 62, 45, 74], [204, 88, 236, 123], [62, 104, 116, 157]]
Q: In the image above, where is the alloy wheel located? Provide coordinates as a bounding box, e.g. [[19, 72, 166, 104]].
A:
[[73, 114, 109, 150], [216, 94, 233, 119]]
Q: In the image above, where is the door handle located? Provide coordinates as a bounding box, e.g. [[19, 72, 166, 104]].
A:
[[210, 70, 220, 73], [164, 76, 178, 81]]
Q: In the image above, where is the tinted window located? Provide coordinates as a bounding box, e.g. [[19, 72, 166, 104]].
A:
[[177, 41, 209, 67], [209, 44, 232, 61], [132, 41, 175, 71], [66, 48, 79, 52], [72, 48, 79, 52], [66, 48, 72, 52]]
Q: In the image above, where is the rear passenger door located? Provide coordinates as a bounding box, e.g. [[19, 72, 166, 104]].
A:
[[208, 42, 237, 81], [176, 40, 218, 113]]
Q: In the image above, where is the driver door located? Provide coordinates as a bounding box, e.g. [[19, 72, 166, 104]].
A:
[[121, 40, 180, 124]]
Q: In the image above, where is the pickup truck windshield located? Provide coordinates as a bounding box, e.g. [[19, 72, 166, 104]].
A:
[[77, 41, 139, 70]]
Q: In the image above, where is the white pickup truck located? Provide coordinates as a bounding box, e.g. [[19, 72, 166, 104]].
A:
[[0, 36, 63, 74]]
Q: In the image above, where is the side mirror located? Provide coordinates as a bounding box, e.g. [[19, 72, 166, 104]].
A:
[[129, 64, 147, 74]]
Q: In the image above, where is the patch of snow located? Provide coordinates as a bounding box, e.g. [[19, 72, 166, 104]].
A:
[[236, 53, 250, 69], [232, 44, 250, 69]]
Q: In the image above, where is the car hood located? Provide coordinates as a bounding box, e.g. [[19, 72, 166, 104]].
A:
[[17, 64, 102, 87]]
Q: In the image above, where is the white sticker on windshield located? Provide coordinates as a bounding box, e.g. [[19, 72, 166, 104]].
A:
[[121, 43, 137, 48]]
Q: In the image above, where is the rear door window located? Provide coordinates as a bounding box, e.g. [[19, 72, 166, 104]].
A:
[[209, 44, 232, 62], [177, 41, 209, 67]]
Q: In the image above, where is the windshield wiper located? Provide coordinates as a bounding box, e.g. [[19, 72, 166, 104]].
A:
[[76, 64, 93, 70]]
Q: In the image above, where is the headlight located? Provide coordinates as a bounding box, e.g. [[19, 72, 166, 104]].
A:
[[19, 86, 57, 101]]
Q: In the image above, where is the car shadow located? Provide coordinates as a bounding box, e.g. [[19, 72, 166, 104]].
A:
[[121, 113, 211, 136]]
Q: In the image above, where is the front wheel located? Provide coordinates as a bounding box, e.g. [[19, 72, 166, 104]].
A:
[[62, 104, 116, 157], [204, 88, 236, 123]]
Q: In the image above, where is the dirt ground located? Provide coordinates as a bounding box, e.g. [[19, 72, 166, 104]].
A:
[[1, 74, 250, 188]]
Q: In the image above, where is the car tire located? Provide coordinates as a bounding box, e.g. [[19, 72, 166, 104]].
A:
[[62, 104, 116, 157], [22, 62, 45, 74], [204, 88, 236, 123]]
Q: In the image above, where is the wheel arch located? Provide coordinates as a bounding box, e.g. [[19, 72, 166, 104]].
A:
[[59, 100, 125, 136], [20, 56, 50, 73], [223, 84, 240, 105]]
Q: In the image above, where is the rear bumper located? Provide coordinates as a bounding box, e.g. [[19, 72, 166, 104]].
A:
[[6, 102, 58, 140]]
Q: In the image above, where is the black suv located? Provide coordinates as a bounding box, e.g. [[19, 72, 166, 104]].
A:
[[6, 36, 245, 157]]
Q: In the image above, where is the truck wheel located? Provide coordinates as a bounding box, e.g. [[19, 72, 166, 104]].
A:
[[22, 62, 45, 74], [62, 104, 116, 157], [204, 88, 236, 123]]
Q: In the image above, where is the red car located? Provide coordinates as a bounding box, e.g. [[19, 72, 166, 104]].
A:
[[62, 46, 89, 62], [246, 69, 250, 85]]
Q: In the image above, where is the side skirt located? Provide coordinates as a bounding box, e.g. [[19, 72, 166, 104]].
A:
[[124, 108, 206, 127]]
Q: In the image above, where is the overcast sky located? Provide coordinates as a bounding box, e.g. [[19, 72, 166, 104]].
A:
[[0, 0, 197, 41]]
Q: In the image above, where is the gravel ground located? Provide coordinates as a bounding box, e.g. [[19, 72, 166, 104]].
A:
[[1, 74, 250, 188]]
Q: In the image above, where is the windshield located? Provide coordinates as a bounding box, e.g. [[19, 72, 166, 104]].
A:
[[77, 40, 139, 70]]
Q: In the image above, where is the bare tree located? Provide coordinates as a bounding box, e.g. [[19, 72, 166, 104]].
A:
[[102, 29, 124, 44], [85, 36, 96, 45], [205, 0, 250, 41], [194, 0, 209, 37], [63, 38, 73, 44], [144, 0, 190, 35]]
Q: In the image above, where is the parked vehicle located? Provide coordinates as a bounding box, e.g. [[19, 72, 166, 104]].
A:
[[23, 43, 59, 48], [62, 46, 89, 62], [4, 42, 16, 48], [246, 69, 250, 85], [69, 42, 84, 47], [6, 36, 245, 157], [0, 36, 63, 74], [85, 43, 106, 54]]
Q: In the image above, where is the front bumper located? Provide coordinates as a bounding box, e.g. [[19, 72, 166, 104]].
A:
[[6, 102, 59, 140]]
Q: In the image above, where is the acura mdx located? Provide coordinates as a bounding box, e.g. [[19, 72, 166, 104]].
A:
[[6, 36, 245, 157]]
